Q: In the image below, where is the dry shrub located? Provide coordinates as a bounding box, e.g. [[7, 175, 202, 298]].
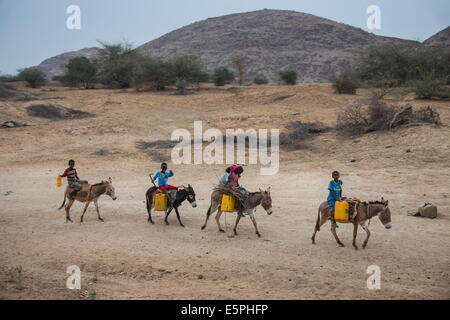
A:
[[280, 121, 330, 149], [337, 94, 440, 136]]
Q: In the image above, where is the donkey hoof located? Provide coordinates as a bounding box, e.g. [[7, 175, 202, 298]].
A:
[[180, 224, 185, 228], [99, 218, 104, 222], [338, 243, 345, 247], [353, 246, 359, 250], [219, 229, 225, 233], [201, 225, 206, 230], [256, 233, 261, 238]]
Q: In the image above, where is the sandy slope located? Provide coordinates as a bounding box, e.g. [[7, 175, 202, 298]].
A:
[[0, 83, 449, 299]]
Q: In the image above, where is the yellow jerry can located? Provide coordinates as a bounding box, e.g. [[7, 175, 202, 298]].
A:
[[56, 175, 62, 188], [153, 193, 168, 211], [221, 194, 236, 212], [334, 201, 350, 223]]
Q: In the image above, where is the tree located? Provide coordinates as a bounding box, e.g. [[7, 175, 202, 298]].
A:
[[61, 57, 97, 89], [279, 70, 297, 85], [232, 55, 246, 86], [331, 72, 358, 94], [213, 67, 234, 86], [134, 56, 175, 91], [170, 54, 204, 94], [94, 42, 139, 88], [17, 67, 46, 88]]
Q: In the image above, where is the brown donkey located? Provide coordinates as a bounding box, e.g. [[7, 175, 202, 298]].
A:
[[58, 178, 117, 223], [311, 198, 392, 249]]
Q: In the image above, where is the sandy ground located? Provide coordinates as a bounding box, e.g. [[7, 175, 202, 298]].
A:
[[0, 83, 449, 299]]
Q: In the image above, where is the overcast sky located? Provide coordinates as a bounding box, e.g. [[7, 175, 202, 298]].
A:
[[0, 0, 449, 74]]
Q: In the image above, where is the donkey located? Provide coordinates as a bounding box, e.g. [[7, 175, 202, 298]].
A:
[[201, 187, 273, 237], [58, 178, 117, 223], [145, 185, 197, 227], [311, 198, 392, 249]]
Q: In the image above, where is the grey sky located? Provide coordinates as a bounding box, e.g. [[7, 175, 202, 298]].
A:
[[0, 0, 449, 75]]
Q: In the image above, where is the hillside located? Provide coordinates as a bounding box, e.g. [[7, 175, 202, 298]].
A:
[[423, 26, 450, 46], [137, 9, 416, 82], [37, 47, 100, 81], [37, 9, 418, 82]]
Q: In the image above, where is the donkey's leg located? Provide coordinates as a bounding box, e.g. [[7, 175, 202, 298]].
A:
[[311, 214, 328, 244], [352, 223, 359, 250], [330, 225, 344, 247], [147, 195, 154, 224], [215, 210, 225, 233], [80, 201, 91, 223], [94, 199, 103, 222], [250, 215, 261, 238], [65, 199, 75, 223], [174, 207, 185, 227], [361, 223, 371, 249], [201, 201, 219, 230], [233, 215, 241, 236], [164, 208, 173, 225]]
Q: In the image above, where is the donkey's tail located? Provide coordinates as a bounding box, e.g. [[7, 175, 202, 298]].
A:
[[315, 207, 321, 232], [58, 193, 66, 210]]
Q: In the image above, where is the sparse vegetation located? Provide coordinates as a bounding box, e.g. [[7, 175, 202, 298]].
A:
[[213, 67, 234, 86], [5, 266, 23, 284], [253, 75, 269, 85], [336, 94, 441, 136], [332, 72, 358, 94], [170, 54, 204, 94], [62, 57, 97, 89], [17, 67, 47, 88], [279, 70, 297, 85], [280, 121, 329, 149], [232, 55, 246, 86], [356, 44, 450, 99]]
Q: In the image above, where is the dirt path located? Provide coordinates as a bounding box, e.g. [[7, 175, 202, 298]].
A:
[[0, 84, 449, 299]]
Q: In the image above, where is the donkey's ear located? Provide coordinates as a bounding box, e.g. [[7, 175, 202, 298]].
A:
[[259, 188, 263, 193], [188, 184, 192, 188], [381, 197, 384, 202], [385, 200, 389, 207], [267, 186, 271, 193], [108, 177, 112, 183]]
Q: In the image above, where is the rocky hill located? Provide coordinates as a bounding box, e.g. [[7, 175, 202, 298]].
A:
[[423, 26, 450, 46], [137, 9, 416, 82], [37, 47, 100, 81], [38, 9, 419, 82]]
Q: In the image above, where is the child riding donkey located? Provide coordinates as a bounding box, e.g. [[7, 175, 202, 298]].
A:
[[219, 164, 249, 217], [60, 160, 88, 198], [150, 162, 178, 205]]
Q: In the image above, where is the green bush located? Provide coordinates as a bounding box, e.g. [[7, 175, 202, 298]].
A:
[[61, 57, 97, 89], [408, 71, 450, 99], [17, 67, 47, 88], [253, 75, 268, 85], [332, 73, 358, 94], [94, 42, 140, 88], [213, 67, 234, 86], [170, 54, 204, 93], [133, 56, 175, 91], [279, 70, 297, 85]]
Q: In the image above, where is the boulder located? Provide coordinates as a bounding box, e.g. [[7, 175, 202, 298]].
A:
[[418, 203, 438, 219]]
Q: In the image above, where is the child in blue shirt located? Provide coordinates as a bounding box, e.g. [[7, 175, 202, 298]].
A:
[[327, 171, 343, 228]]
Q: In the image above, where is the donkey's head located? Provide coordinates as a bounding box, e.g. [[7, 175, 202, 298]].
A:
[[377, 197, 391, 229], [259, 187, 273, 215], [184, 184, 197, 208], [104, 177, 117, 200]]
